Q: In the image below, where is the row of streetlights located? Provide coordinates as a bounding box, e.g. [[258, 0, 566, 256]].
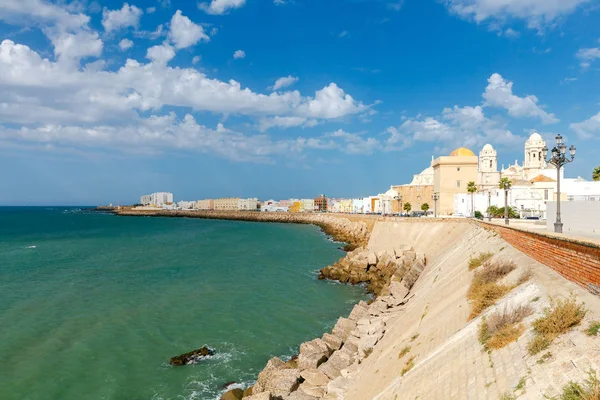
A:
[[424, 134, 575, 234]]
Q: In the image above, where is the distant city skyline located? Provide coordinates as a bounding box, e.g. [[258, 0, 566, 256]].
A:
[[0, 0, 599, 205]]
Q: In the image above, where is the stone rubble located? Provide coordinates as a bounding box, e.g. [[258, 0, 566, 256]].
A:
[[244, 245, 426, 399]]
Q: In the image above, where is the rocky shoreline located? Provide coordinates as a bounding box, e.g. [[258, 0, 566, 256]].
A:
[[236, 245, 426, 400], [109, 209, 424, 400], [112, 210, 371, 251]]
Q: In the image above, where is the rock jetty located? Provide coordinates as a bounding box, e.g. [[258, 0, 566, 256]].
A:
[[241, 245, 426, 399], [319, 245, 426, 296], [114, 210, 371, 251], [169, 346, 215, 366]]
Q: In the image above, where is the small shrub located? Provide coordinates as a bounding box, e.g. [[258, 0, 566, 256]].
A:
[[527, 334, 552, 355], [479, 305, 532, 350], [586, 321, 600, 337], [410, 333, 419, 342], [468, 252, 494, 270], [536, 352, 553, 364], [398, 346, 411, 358], [528, 296, 587, 355], [363, 347, 373, 358], [401, 356, 415, 376], [516, 268, 533, 285], [499, 392, 516, 400], [468, 282, 511, 319], [558, 369, 600, 400], [515, 376, 527, 391], [468, 260, 518, 319]]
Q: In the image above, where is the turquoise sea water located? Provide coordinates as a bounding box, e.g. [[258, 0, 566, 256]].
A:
[[0, 207, 368, 400]]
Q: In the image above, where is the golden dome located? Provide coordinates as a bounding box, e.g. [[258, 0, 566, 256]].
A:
[[450, 147, 476, 157]]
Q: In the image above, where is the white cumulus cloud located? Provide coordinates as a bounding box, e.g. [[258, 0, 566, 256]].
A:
[[576, 47, 600, 69], [483, 73, 558, 124], [443, 0, 590, 31], [233, 49, 246, 59], [271, 75, 299, 91], [199, 0, 246, 15], [119, 38, 134, 51], [168, 10, 209, 49], [570, 111, 600, 140], [101, 3, 142, 33], [146, 43, 176, 64]]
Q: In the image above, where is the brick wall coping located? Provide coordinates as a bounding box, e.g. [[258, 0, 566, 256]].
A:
[[475, 220, 600, 251]]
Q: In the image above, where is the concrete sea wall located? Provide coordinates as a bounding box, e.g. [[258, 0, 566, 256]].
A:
[[114, 210, 372, 251]]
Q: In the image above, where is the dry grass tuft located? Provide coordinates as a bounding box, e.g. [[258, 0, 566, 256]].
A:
[[363, 347, 373, 358], [398, 346, 411, 358], [516, 268, 533, 285], [559, 369, 600, 400], [479, 305, 532, 350], [468, 260, 517, 319], [527, 296, 587, 355], [401, 356, 415, 376], [468, 252, 494, 270]]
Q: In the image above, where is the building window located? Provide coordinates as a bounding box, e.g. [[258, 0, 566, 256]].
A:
[[489, 160, 492, 169], [544, 189, 548, 200], [457, 167, 461, 172], [457, 180, 461, 188]]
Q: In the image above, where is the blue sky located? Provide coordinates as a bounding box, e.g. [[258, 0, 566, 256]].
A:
[[0, 0, 599, 205]]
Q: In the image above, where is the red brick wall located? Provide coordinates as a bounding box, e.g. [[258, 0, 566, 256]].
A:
[[478, 222, 600, 296]]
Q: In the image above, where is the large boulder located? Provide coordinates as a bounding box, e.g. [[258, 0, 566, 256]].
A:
[[242, 392, 273, 400], [286, 391, 320, 400], [367, 252, 377, 266], [298, 382, 326, 398], [298, 338, 332, 370], [253, 357, 285, 393], [331, 318, 357, 342], [300, 369, 330, 387], [322, 333, 343, 351], [258, 369, 301, 397], [347, 302, 369, 322], [169, 346, 215, 366], [220, 388, 243, 400], [318, 349, 354, 380]]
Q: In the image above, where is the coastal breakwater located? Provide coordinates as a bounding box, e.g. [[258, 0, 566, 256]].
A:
[[110, 210, 600, 399], [114, 210, 371, 251], [245, 246, 426, 400]]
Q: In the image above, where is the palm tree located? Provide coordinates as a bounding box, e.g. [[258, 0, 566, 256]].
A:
[[421, 203, 430, 214], [403, 202, 412, 215], [467, 181, 477, 217], [593, 166, 600, 181], [499, 177, 512, 225]]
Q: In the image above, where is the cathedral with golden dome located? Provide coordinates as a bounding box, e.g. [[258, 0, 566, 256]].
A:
[[391, 132, 563, 216]]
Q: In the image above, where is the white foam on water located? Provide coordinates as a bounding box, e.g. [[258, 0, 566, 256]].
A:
[[26, 245, 36, 249]]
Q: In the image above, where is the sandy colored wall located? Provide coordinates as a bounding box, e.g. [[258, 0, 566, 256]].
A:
[[342, 221, 600, 400]]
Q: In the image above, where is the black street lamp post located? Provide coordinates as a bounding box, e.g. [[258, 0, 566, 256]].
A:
[[432, 193, 439, 218], [542, 134, 576, 234]]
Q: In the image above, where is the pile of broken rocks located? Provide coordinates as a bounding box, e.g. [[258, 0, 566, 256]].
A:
[[222, 245, 426, 400]]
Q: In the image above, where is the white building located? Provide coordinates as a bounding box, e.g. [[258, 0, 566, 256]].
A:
[[176, 201, 196, 210], [238, 198, 259, 211], [562, 178, 600, 201], [141, 192, 174, 207], [260, 200, 289, 212]]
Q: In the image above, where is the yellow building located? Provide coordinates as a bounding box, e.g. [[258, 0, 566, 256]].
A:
[[289, 201, 302, 213], [339, 199, 353, 213], [432, 147, 479, 215], [213, 198, 239, 211], [392, 162, 434, 213]]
